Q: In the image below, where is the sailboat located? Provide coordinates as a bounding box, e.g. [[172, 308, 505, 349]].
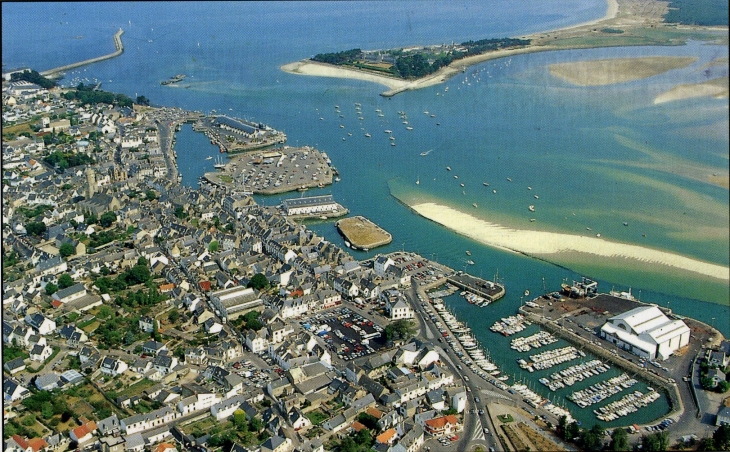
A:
[[416, 177, 420, 185], [213, 156, 226, 169]]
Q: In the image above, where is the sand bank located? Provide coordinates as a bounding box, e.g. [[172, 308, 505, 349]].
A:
[[654, 76, 729, 104], [280, 60, 411, 91], [411, 202, 729, 281], [549, 56, 697, 86]]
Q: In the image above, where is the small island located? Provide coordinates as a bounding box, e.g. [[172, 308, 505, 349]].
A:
[[336, 216, 393, 251]]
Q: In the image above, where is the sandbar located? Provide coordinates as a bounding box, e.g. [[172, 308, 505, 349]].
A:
[[548, 56, 698, 86], [410, 202, 729, 281], [654, 76, 729, 104], [280, 60, 412, 91]]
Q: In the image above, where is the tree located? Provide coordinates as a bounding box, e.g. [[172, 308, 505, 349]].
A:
[[353, 428, 373, 447], [58, 273, 74, 289], [580, 424, 604, 451], [136, 95, 150, 106], [714, 424, 730, 451], [701, 376, 716, 390], [565, 421, 580, 442], [610, 427, 629, 451], [642, 431, 669, 452], [145, 189, 156, 201], [26, 221, 47, 237], [698, 437, 716, 451], [385, 319, 417, 342], [718, 380, 730, 393], [168, 310, 180, 323], [45, 283, 58, 296], [41, 401, 54, 419], [99, 211, 116, 228], [233, 409, 247, 430], [208, 240, 219, 253], [247, 273, 269, 290], [59, 242, 75, 258], [174, 206, 188, 219]]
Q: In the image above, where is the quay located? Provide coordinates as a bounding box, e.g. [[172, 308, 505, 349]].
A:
[[336, 216, 392, 251], [41, 28, 124, 78], [448, 272, 505, 303]]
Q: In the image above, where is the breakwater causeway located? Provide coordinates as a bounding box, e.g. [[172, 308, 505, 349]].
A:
[[41, 28, 124, 77]]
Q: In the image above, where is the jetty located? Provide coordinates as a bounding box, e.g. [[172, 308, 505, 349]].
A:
[[448, 272, 505, 303], [336, 216, 392, 251], [41, 28, 124, 78]]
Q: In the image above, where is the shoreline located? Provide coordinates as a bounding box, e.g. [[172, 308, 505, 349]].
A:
[[280, 0, 622, 96], [409, 202, 729, 282]]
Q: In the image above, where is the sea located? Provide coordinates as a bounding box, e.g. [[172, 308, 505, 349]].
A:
[[3, 1, 728, 428]]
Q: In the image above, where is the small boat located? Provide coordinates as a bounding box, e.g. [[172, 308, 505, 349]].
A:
[[529, 205, 535, 212], [391, 142, 396, 146], [424, 111, 429, 114], [596, 233, 601, 238], [389, 136, 396, 140], [344, 241, 351, 248], [530, 218, 536, 222], [319, 117, 324, 120], [528, 186, 532, 190], [623, 222, 628, 226], [507, 177, 512, 182], [446, 166, 451, 171], [430, 114, 436, 118], [483, 182, 489, 186], [416, 178, 420, 185], [342, 137, 346, 140], [465, 250, 471, 256], [364, 133, 371, 138], [384, 130, 392, 133], [460, 183, 465, 187], [454, 175, 459, 179], [467, 260, 475, 265], [340, 124, 345, 128], [534, 195, 539, 199], [335, 177, 341, 182], [205, 156, 213, 160], [406, 126, 413, 130], [348, 132, 352, 136], [493, 189, 497, 194], [473, 203, 478, 208]]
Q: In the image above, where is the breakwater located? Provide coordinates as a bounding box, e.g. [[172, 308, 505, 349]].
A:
[[41, 28, 124, 77]]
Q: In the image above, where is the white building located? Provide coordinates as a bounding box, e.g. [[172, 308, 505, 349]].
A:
[[600, 305, 690, 361], [209, 286, 262, 321], [121, 407, 177, 435], [282, 195, 338, 216]]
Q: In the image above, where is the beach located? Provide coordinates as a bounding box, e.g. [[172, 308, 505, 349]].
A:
[[410, 202, 729, 282]]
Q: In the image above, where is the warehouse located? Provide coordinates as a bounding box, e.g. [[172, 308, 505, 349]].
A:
[[282, 195, 338, 216], [600, 305, 690, 361]]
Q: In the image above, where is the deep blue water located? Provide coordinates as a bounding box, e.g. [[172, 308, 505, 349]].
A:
[[4, 0, 729, 427]]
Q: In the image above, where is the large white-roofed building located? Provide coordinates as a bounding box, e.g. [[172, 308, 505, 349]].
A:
[[209, 286, 263, 321], [600, 305, 690, 361], [282, 195, 338, 216]]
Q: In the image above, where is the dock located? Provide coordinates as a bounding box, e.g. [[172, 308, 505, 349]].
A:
[[41, 28, 124, 78], [448, 272, 505, 303], [336, 216, 392, 251]]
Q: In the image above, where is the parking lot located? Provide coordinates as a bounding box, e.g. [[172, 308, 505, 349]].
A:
[[300, 307, 387, 361]]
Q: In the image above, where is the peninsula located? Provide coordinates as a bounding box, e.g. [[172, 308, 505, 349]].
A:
[[281, 0, 728, 98]]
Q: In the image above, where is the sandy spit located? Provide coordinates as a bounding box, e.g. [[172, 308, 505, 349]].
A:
[[654, 76, 730, 104], [411, 202, 729, 281]]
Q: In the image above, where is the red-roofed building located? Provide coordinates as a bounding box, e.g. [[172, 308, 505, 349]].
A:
[[199, 281, 211, 292], [375, 428, 397, 445], [7, 435, 48, 452], [70, 420, 96, 444], [423, 414, 460, 437], [366, 406, 383, 419], [51, 300, 63, 309], [350, 421, 367, 433], [153, 443, 177, 452]]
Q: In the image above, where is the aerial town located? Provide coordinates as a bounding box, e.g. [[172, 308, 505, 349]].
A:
[[3, 67, 730, 452]]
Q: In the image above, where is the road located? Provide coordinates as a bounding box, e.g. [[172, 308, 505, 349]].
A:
[[157, 120, 179, 183]]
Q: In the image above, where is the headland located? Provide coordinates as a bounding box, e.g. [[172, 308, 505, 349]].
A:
[[281, 0, 728, 97]]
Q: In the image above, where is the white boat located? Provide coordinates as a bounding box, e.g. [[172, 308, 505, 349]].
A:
[[466, 260, 475, 265], [473, 203, 477, 208], [483, 182, 489, 186], [534, 195, 539, 199], [406, 126, 413, 130], [340, 124, 345, 128], [493, 189, 497, 194], [364, 133, 371, 138], [446, 166, 451, 171], [205, 156, 213, 160], [384, 130, 392, 133], [507, 177, 512, 182], [465, 250, 471, 256], [528, 205, 535, 212]]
